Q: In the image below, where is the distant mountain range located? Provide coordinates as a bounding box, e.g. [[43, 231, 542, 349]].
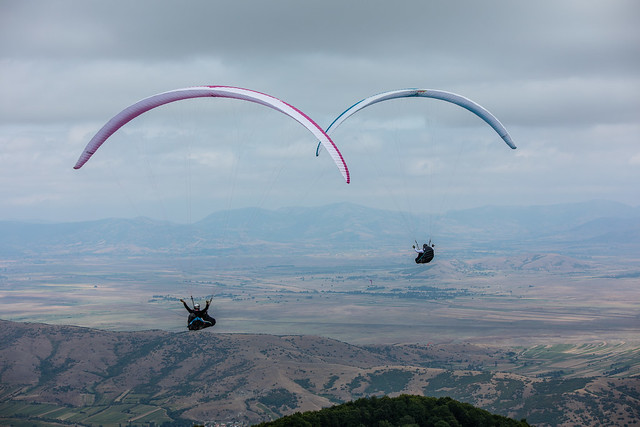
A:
[[1, 200, 638, 259]]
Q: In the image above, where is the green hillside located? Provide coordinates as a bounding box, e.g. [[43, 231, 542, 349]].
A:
[[255, 394, 530, 427]]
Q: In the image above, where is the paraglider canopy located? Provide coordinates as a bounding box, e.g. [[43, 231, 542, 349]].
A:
[[74, 86, 350, 184], [316, 88, 516, 156]]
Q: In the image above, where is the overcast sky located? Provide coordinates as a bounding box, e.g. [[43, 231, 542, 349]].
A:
[[1, 0, 639, 223]]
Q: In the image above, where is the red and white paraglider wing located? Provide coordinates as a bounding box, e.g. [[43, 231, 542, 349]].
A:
[[74, 86, 350, 183]]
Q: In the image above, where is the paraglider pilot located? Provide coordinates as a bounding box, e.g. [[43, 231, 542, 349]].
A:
[[180, 298, 216, 330], [413, 239, 435, 264]]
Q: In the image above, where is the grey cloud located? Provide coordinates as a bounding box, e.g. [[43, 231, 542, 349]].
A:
[[1, 0, 639, 222]]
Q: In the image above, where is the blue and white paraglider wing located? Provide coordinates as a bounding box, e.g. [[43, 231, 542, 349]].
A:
[[316, 88, 516, 156]]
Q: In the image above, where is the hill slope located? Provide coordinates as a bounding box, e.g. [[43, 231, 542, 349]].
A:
[[0, 320, 638, 426]]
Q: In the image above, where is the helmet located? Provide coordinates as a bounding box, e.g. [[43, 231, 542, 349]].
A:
[[194, 303, 200, 310]]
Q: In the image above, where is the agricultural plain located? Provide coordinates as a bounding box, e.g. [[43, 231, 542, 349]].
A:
[[2, 248, 638, 349]]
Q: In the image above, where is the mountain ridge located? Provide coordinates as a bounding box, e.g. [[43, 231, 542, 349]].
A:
[[1, 200, 638, 258]]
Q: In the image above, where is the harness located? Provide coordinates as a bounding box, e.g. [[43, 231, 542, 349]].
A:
[[189, 316, 213, 327]]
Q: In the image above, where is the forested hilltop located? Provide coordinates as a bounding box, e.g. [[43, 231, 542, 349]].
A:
[[256, 394, 530, 426]]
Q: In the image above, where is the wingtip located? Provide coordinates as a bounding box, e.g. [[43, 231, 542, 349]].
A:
[[504, 135, 517, 149]]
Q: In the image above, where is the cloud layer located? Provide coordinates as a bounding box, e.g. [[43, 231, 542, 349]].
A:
[[1, 0, 639, 222]]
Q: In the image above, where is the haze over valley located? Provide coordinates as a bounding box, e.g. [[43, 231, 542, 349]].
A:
[[1, 201, 638, 344]]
